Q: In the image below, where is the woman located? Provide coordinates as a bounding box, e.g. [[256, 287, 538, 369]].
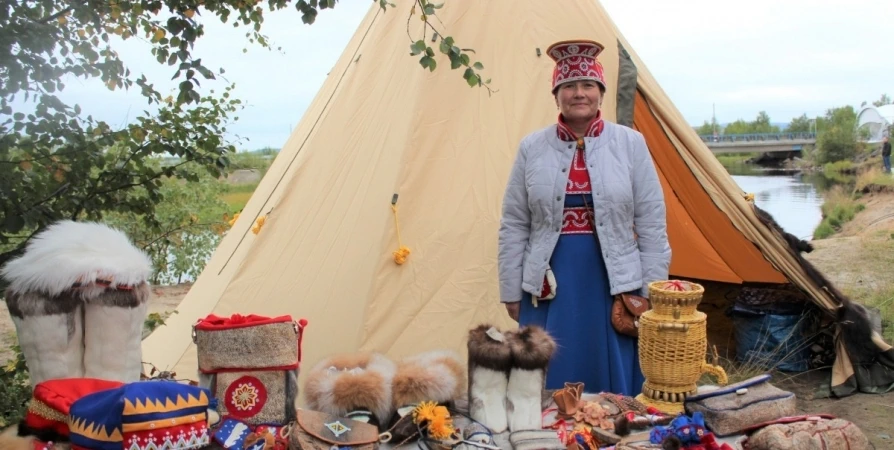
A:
[[497, 40, 671, 396]]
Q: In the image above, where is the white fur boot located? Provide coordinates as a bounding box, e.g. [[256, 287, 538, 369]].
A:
[[83, 284, 151, 382], [0, 220, 153, 385], [506, 326, 556, 432], [4, 291, 85, 385], [467, 325, 513, 433]]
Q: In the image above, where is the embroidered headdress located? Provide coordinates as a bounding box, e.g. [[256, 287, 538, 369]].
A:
[[547, 40, 606, 94]]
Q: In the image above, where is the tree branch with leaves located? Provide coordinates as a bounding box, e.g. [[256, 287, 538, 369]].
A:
[[0, 0, 490, 275]]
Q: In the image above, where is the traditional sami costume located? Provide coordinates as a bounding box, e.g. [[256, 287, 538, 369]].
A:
[[517, 40, 645, 397]]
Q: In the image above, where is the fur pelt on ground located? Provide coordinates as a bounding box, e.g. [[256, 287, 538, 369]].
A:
[[303, 352, 396, 426], [753, 204, 883, 364]]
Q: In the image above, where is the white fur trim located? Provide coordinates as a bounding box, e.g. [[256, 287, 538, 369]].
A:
[[11, 313, 85, 384], [1, 220, 152, 296], [83, 301, 148, 382], [506, 368, 544, 432], [307, 353, 397, 424], [469, 366, 509, 433]]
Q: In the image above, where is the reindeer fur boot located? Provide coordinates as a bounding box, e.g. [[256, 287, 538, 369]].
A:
[[303, 352, 397, 428], [1, 220, 152, 385], [467, 325, 513, 434], [506, 325, 556, 432]]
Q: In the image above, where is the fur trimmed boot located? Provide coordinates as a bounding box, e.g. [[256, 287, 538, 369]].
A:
[[467, 324, 513, 434], [1, 221, 152, 385], [506, 325, 556, 432], [303, 352, 397, 428], [388, 350, 466, 442], [82, 283, 151, 382]]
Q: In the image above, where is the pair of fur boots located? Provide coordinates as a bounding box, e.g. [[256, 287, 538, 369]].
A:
[[0, 221, 153, 386], [303, 350, 465, 441], [467, 324, 556, 434]]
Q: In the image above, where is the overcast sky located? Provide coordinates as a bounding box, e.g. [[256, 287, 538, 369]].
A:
[[51, 0, 893, 150]]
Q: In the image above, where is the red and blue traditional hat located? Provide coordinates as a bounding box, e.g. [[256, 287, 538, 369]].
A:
[[546, 40, 606, 93], [68, 382, 215, 450], [20, 378, 124, 441]]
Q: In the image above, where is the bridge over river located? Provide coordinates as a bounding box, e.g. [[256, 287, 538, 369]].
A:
[[699, 132, 816, 154]]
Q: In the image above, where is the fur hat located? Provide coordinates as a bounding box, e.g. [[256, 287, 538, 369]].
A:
[[303, 352, 397, 426], [19, 378, 124, 443], [1, 220, 152, 299]]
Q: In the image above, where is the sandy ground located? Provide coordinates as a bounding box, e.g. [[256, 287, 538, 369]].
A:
[[2, 194, 894, 445]]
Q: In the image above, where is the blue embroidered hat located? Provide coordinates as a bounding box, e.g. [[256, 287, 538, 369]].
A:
[[69, 381, 215, 450]]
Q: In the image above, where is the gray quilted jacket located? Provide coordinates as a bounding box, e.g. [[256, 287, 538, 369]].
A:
[[498, 121, 671, 302]]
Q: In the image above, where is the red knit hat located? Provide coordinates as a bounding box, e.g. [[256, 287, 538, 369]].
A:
[[22, 378, 124, 440], [547, 40, 606, 93]]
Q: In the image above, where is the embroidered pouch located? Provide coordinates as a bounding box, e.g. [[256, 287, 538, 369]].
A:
[[68, 381, 214, 450], [683, 374, 795, 436], [290, 410, 386, 450], [194, 314, 307, 373], [209, 369, 298, 426]]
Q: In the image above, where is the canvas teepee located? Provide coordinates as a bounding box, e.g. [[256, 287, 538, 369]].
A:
[[142, 0, 894, 397]]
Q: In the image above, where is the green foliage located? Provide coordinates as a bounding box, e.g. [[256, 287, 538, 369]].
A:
[[103, 163, 230, 284], [0, 344, 31, 429], [815, 106, 861, 164], [872, 94, 891, 108], [813, 187, 863, 239], [721, 111, 781, 135], [787, 113, 813, 133], [227, 150, 275, 175], [695, 119, 721, 135], [0, 0, 488, 274]]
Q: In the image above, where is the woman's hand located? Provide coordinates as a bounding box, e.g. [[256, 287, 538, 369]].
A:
[[505, 302, 520, 322]]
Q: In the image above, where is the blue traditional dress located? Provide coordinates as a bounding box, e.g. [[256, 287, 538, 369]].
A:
[[518, 114, 645, 397]]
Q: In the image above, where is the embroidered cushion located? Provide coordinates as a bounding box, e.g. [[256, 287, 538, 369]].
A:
[[68, 381, 215, 450]]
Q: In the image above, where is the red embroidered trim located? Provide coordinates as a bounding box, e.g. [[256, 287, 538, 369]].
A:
[[196, 314, 294, 331], [566, 149, 590, 194], [561, 207, 594, 234], [556, 110, 604, 141]]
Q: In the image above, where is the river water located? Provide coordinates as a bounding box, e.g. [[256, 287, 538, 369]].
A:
[[726, 165, 825, 240]]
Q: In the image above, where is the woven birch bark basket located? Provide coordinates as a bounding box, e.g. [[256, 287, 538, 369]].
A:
[[635, 280, 728, 414]]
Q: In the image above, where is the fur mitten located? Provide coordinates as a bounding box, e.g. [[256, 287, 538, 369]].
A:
[[506, 325, 556, 432], [467, 325, 513, 434], [303, 352, 396, 428]]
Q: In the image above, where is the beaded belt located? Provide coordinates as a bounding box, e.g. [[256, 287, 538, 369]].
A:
[[561, 206, 594, 234]]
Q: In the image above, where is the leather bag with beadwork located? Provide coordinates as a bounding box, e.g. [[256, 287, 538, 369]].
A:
[[290, 409, 385, 450]]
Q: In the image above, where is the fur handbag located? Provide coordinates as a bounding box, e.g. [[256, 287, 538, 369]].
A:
[[194, 313, 308, 426], [683, 374, 796, 436], [741, 414, 871, 450], [611, 293, 650, 337], [290, 410, 387, 450]]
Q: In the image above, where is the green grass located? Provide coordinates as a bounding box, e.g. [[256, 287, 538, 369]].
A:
[[715, 153, 757, 167], [220, 182, 258, 213], [813, 186, 865, 239], [823, 160, 855, 174], [856, 167, 894, 193]]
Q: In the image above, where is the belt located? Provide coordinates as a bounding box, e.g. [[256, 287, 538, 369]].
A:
[[561, 206, 594, 234]]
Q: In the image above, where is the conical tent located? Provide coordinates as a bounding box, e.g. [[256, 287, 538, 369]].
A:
[[142, 0, 893, 397]]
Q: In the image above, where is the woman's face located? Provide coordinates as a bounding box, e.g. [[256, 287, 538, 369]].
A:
[[555, 81, 603, 123]]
